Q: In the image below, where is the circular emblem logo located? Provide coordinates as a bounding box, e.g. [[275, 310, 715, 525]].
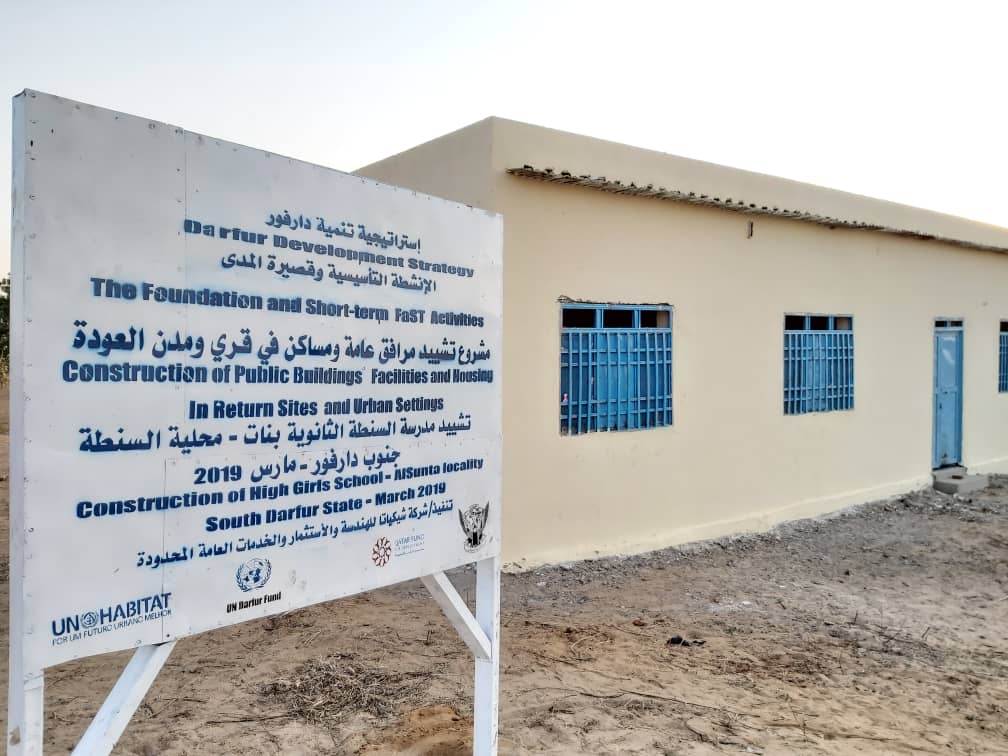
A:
[[235, 558, 272, 592], [80, 611, 100, 629], [372, 537, 392, 567]]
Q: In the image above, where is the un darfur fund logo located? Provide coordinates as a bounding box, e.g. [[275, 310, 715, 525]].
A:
[[51, 592, 172, 646], [236, 558, 272, 592], [459, 502, 490, 552]]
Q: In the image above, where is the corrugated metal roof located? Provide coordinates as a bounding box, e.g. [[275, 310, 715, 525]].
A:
[[507, 165, 1008, 255]]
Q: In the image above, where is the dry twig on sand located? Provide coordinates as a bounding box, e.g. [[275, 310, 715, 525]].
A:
[[260, 653, 435, 730]]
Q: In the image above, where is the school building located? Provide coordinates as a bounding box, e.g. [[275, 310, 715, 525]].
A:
[[356, 118, 1008, 569]]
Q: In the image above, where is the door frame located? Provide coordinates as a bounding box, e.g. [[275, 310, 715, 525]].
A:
[[932, 318, 964, 469]]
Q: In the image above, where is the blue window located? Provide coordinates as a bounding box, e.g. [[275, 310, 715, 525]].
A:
[[560, 303, 672, 435], [784, 314, 854, 415], [999, 322, 1008, 393]]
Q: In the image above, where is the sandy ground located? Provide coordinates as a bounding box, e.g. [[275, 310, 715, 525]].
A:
[[2, 394, 1007, 753]]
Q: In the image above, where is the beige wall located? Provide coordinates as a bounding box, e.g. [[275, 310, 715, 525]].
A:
[[359, 118, 1008, 569], [356, 118, 495, 212]]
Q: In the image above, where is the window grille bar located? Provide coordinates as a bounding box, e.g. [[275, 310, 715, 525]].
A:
[[587, 331, 595, 433], [665, 331, 673, 425]]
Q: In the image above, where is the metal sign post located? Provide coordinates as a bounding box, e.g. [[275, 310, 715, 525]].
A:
[[9, 90, 503, 755]]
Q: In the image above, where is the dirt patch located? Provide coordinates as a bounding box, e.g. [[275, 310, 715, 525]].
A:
[[360, 707, 471, 756], [0, 400, 1006, 753]]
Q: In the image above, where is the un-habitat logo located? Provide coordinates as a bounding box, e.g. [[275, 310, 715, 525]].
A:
[[51, 592, 172, 646]]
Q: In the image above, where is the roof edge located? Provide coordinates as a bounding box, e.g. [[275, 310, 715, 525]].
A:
[[507, 166, 1008, 255], [354, 116, 497, 174]]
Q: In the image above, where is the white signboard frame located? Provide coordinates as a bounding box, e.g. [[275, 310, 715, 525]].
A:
[[8, 90, 502, 755]]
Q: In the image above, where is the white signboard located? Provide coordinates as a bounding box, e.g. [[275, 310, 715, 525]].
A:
[[10, 91, 502, 675]]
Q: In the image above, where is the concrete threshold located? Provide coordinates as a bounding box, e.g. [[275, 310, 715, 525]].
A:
[[933, 466, 989, 495]]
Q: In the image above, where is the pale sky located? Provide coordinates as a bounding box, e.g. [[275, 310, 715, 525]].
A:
[[3, 0, 1007, 275]]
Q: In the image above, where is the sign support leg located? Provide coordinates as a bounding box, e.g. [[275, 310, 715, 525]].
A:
[[421, 559, 500, 755], [7, 669, 44, 756], [421, 571, 491, 660], [71, 641, 177, 756], [473, 556, 500, 756]]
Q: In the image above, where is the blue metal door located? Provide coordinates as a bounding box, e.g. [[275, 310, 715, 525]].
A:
[[933, 327, 963, 468]]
